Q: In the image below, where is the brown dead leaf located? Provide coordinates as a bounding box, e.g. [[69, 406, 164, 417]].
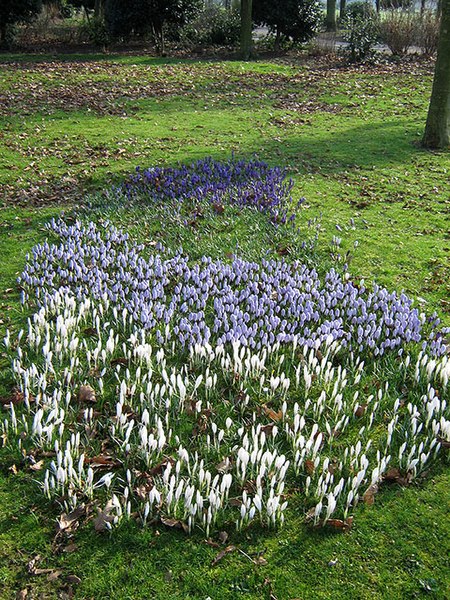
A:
[[57, 504, 86, 532], [29, 459, 44, 471], [147, 457, 175, 477], [216, 458, 231, 473], [253, 556, 268, 566], [83, 327, 98, 337], [66, 575, 82, 585], [211, 545, 236, 566], [94, 501, 116, 532], [263, 405, 283, 422], [261, 423, 275, 435], [205, 539, 220, 548], [437, 436, 450, 448], [218, 530, 229, 545], [326, 517, 353, 531], [229, 497, 243, 507], [78, 385, 96, 403], [47, 570, 62, 581], [383, 467, 402, 482], [160, 516, 189, 534], [355, 403, 367, 418], [305, 459, 315, 475], [86, 454, 121, 469], [16, 590, 28, 600], [110, 357, 129, 367], [363, 483, 378, 506], [0, 388, 25, 406], [9, 464, 18, 475], [63, 543, 78, 553]]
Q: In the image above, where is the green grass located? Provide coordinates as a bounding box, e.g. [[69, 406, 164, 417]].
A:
[[0, 54, 449, 599]]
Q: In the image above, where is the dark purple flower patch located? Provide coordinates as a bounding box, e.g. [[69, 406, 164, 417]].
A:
[[108, 157, 298, 226]]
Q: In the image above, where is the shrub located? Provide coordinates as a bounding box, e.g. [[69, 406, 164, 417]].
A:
[[78, 15, 110, 46], [104, 0, 201, 51], [0, 0, 42, 45], [252, 0, 322, 47], [341, 1, 380, 62], [379, 10, 417, 56], [179, 6, 240, 47], [417, 9, 440, 57]]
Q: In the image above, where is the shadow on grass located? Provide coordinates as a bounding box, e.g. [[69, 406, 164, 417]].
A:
[[0, 52, 214, 66], [77, 117, 427, 193]]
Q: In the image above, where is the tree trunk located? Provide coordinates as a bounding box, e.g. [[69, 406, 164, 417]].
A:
[[422, 0, 450, 148], [326, 0, 337, 31], [94, 0, 104, 19], [420, 0, 426, 15], [339, 0, 346, 21], [240, 0, 253, 60], [376, 0, 381, 13], [274, 25, 281, 51]]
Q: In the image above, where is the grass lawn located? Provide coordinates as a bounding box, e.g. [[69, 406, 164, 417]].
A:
[[0, 53, 449, 600]]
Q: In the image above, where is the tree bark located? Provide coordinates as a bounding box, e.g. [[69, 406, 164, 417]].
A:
[[240, 0, 253, 60], [326, 0, 337, 31], [94, 0, 104, 19], [422, 0, 450, 148], [339, 0, 346, 21]]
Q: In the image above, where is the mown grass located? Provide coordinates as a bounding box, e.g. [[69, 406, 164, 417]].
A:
[[0, 54, 449, 599]]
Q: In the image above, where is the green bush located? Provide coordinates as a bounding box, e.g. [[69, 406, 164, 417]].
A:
[[78, 15, 110, 46], [0, 0, 42, 44], [341, 1, 380, 62], [179, 6, 240, 47], [252, 0, 322, 46]]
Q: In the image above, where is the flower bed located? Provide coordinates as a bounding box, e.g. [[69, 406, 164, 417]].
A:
[[3, 217, 449, 534]]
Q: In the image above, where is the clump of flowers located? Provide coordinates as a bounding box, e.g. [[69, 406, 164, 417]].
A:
[[107, 157, 298, 226], [2, 218, 448, 535]]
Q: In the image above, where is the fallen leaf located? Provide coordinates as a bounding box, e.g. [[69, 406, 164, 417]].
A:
[[147, 457, 175, 477], [229, 497, 243, 507], [263, 405, 283, 422], [216, 458, 231, 473], [66, 575, 82, 585], [437, 436, 450, 448], [218, 530, 229, 545], [110, 357, 129, 366], [363, 483, 378, 506], [94, 501, 116, 532], [211, 545, 236, 566], [57, 505, 86, 532], [253, 556, 268, 566], [212, 203, 225, 214], [326, 517, 353, 531], [383, 467, 402, 482], [16, 590, 28, 600], [47, 570, 62, 581], [160, 516, 189, 533], [78, 385, 96, 403], [305, 459, 315, 475], [0, 389, 25, 406], [355, 403, 367, 417], [29, 459, 44, 471], [82, 327, 98, 337], [63, 543, 78, 553], [86, 454, 121, 469]]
